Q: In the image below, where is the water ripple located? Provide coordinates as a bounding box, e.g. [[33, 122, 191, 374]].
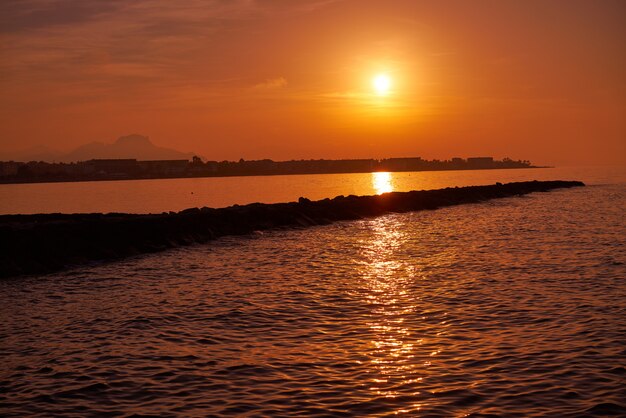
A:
[[1, 184, 625, 416]]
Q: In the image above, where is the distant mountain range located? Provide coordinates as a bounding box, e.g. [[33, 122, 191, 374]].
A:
[[1, 134, 198, 163]]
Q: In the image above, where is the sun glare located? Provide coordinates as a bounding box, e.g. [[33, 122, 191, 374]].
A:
[[372, 74, 392, 96], [372, 172, 393, 194]]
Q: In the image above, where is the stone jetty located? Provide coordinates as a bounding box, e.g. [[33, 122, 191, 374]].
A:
[[0, 180, 584, 278]]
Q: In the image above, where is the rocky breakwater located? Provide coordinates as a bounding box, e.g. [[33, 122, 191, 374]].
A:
[[0, 180, 584, 278]]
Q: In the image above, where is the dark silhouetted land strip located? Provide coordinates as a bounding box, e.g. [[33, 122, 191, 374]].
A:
[[0, 180, 583, 278], [0, 156, 536, 184]]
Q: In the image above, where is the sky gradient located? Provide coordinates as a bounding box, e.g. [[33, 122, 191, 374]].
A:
[[1, 0, 625, 165]]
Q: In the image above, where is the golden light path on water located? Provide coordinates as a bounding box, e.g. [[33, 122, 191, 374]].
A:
[[353, 194, 440, 414], [372, 171, 394, 194], [358, 217, 425, 414], [360, 172, 449, 413]]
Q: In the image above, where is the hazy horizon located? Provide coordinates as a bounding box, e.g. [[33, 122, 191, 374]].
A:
[[1, 0, 625, 166], [0, 133, 546, 164], [1, 132, 622, 167]]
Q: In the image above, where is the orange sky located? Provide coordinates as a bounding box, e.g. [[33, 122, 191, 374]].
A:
[[1, 0, 625, 165]]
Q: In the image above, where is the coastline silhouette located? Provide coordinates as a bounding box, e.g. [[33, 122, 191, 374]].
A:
[[0, 155, 535, 185]]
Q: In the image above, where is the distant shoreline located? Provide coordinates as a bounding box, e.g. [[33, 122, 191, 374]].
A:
[[0, 159, 544, 185], [0, 180, 581, 279]]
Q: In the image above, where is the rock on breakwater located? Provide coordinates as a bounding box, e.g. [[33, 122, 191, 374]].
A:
[[0, 180, 584, 278]]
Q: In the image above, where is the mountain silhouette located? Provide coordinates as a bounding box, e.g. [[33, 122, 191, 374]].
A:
[[61, 134, 197, 162], [2, 134, 197, 163]]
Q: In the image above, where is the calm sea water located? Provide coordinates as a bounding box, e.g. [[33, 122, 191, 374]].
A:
[[1, 165, 625, 214], [1, 166, 625, 417]]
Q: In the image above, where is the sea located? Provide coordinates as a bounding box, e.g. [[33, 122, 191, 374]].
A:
[[1, 166, 625, 417]]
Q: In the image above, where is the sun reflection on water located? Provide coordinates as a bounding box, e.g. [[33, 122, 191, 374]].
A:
[[372, 171, 394, 194], [356, 216, 426, 412]]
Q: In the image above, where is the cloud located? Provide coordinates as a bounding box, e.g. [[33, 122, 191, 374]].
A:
[[254, 77, 288, 89], [0, 0, 126, 34], [0, 0, 340, 112], [0, 0, 344, 34], [247, 0, 344, 14]]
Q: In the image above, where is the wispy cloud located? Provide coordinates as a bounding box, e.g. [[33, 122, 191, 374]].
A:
[[0, 0, 126, 34], [254, 77, 287, 90], [0, 0, 340, 110], [0, 0, 344, 34]]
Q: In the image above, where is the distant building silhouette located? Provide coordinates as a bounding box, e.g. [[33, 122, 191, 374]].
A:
[[0, 156, 536, 184]]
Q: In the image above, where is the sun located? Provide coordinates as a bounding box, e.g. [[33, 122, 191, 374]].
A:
[[372, 74, 391, 96]]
